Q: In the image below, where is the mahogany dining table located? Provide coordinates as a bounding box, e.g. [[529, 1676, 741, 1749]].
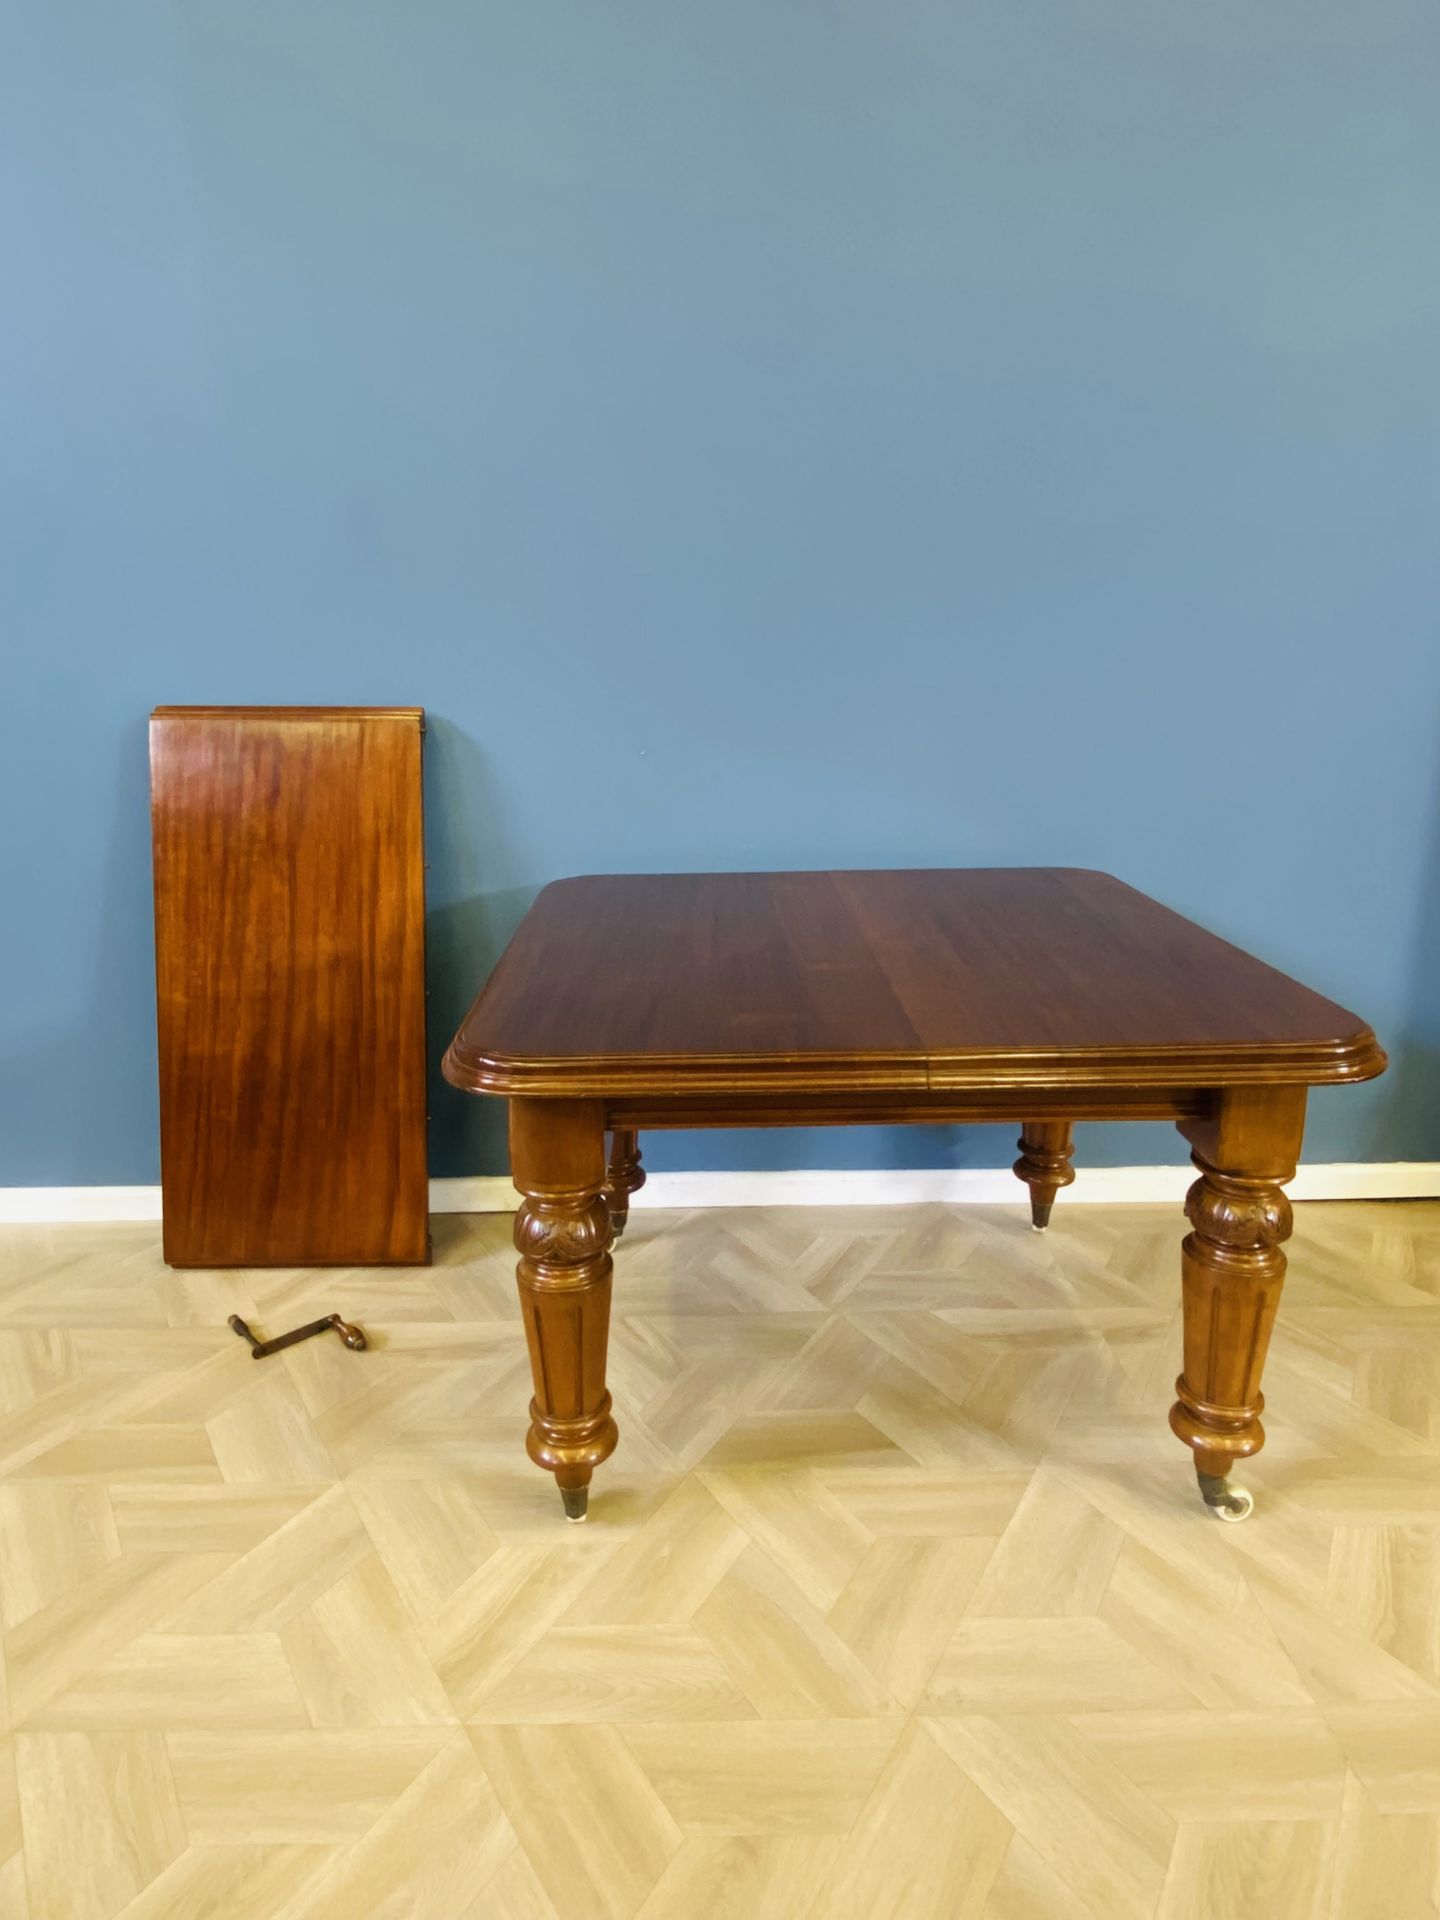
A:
[[442, 868, 1384, 1523]]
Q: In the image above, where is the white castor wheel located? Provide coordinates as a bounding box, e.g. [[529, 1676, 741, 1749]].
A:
[[560, 1485, 589, 1523], [1197, 1472, 1254, 1523]]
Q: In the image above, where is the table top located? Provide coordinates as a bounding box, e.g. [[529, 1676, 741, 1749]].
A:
[[442, 868, 1384, 1097]]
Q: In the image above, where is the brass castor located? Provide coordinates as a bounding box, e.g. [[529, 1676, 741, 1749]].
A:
[[560, 1484, 589, 1523], [1197, 1472, 1254, 1523]]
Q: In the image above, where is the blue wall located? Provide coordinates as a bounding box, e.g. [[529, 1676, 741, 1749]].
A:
[[3, 2, 1438, 1186]]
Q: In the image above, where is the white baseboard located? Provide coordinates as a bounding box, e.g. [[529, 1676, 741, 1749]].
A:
[[432, 1163, 1440, 1212], [3, 1164, 1437, 1225], [0, 1186, 167, 1224]]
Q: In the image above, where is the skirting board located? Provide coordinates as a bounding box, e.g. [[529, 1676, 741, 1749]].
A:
[[2, 1163, 1438, 1224]]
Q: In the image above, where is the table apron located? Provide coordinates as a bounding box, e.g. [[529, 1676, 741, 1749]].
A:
[[602, 1087, 1212, 1131]]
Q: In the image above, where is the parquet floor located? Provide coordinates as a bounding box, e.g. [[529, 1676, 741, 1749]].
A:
[[0, 1199, 1437, 1919]]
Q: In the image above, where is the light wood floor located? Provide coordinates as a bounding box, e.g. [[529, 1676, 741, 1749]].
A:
[[0, 1199, 1437, 1919]]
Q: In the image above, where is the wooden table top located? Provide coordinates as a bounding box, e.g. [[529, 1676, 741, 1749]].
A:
[[442, 868, 1384, 1097]]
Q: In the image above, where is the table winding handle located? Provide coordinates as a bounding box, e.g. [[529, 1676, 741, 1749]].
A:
[[227, 1312, 368, 1358]]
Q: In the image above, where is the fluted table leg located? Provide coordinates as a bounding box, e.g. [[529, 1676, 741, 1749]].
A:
[[1169, 1088, 1306, 1520], [603, 1128, 645, 1239], [510, 1097, 619, 1521], [1013, 1121, 1075, 1230]]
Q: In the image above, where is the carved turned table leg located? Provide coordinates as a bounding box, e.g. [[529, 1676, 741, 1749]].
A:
[[509, 1097, 618, 1521], [1169, 1088, 1306, 1521], [1013, 1121, 1075, 1230], [603, 1128, 645, 1239]]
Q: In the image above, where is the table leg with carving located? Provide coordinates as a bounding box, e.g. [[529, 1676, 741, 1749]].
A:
[[1169, 1087, 1306, 1521], [1013, 1120, 1075, 1230], [603, 1127, 645, 1239], [510, 1097, 618, 1521]]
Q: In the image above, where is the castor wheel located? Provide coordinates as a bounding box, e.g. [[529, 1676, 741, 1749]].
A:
[[1197, 1472, 1254, 1523], [560, 1484, 589, 1523]]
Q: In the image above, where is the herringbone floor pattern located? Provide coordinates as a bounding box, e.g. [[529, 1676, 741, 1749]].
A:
[[0, 1199, 1437, 1918]]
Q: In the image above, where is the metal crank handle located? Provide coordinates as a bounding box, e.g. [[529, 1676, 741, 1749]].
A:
[[227, 1313, 368, 1359]]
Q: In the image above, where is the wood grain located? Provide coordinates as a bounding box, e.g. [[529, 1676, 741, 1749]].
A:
[[444, 870, 1384, 1097], [150, 706, 429, 1267]]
